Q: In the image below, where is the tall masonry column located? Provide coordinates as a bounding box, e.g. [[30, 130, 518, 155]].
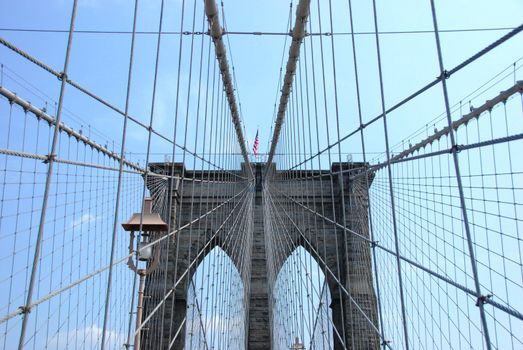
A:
[[247, 163, 271, 349], [333, 162, 380, 350]]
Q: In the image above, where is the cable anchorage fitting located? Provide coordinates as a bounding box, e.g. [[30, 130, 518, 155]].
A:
[[438, 70, 450, 80], [475, 293, 493, 307], [58, 72, 68, 81], [43, 153, 56, 164], [449, 144, 462, 154], [19, 305, 31, 314]]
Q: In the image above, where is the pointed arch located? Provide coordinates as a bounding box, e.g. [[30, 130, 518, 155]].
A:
[[271, 246, 335, 350], [185, 246, 246, 350]]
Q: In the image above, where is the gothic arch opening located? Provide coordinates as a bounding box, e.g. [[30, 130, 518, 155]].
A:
[[271, 246, 334, 350], [185, 246, 246, 349]]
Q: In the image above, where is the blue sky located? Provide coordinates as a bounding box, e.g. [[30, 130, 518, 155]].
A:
[[1, 0, 521, 166], [1, 0, 522, 349]]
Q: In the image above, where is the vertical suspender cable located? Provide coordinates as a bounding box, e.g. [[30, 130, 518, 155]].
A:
[[111, 0, 140, 348], [204, 0, 253, 177], [371, 0, 410, 348], [346, 0, 387, 346], [429, 1, 492, 348], [17, 1, 78, 348], [265, 0, 311, 168], [115, 0, 167, 348]]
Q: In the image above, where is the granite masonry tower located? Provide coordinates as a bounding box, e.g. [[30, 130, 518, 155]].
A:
[[141, 162, 379, 349]]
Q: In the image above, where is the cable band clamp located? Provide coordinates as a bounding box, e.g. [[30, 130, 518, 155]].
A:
[[19, 305, 31, 314], [58, 72, 68, 81], [475, 293, 493, 307], [43, 153, 56, 164], [439, 70, 450, 80], [450, 144, 462, 154]]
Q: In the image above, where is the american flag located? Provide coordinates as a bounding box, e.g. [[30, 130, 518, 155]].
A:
[[252, 130, 259, 156]]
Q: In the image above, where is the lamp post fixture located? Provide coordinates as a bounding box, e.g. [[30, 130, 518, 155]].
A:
[[291, 337, 305, 350], [122, 197, 168, 350]]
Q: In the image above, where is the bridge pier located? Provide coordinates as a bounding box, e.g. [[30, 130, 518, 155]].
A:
[[248, 166, 271, 349], [334, 163, 380, 349], [140, 162, 378, 349]]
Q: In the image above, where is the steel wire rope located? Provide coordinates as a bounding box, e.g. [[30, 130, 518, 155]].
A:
[[344, 0, 387, 346], [302, 45, 333, 348], [327, 0, 366, 346], [296, 50, 317, 347], [187, 13, 211, 350], [165, 0, 199, 346], [370, 1, 411, 347], [0, 64, 119, 149], [0, 38, 246, 180], [16, 1, 78, 348], [199, 48, 219, 350], [2, 26, 520, 36], [266, 188, 392, 347], [208, 85, 227, 350], [103, 0, 164, 346], [288, 23, 523, 171], [205, 81, 226, 350], [310, 0, 350, 345], [266, 118, 345, 347], [135, 186, 252, 338], [1, 103, 15, 348], [167, 185, 251, 344], [307, 13, 335, 346], [0, 185, 249, 326], [429, 1, 492, 348], [273, 180, 523, 321], [266, 208, 333, 348], [264, 186, 354, 349]]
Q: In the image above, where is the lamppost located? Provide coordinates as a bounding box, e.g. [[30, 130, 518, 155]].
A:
[[291, 337, 305, 350], [122, 197, 168, 350]]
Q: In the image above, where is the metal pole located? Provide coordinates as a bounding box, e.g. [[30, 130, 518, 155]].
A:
[[265, 0, 311, 167], [135, 271, 146, 350], [204, 0, 253, 175], [429, 1, 492, 348], [17, 1, 78, 348], [371, 0, 410, 348], [345, 0, 387, 345], [102, 0, 140, 347]]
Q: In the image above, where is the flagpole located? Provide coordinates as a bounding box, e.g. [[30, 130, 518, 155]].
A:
[[252, 128, 260, 163]]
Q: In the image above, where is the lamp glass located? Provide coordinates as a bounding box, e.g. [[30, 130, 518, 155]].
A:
[[137, 235, 153, 261]]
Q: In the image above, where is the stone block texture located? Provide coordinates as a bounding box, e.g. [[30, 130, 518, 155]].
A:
[[139, 162, 378, 349]]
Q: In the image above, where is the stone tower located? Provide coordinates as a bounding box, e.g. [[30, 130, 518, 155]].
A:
[[140, 162, 379, 349]]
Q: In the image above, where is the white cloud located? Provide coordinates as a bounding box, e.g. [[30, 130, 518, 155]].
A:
[[70, 213, 97, 228], [46, 325, 126, 349]]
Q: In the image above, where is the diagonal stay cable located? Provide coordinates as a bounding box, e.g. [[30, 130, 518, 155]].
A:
[[189, 279, 210, 350], [0, 26, 519, 36], [0, 36, 246, 180], [289, 23, 523, 171], [264, 187, 348, 349], [266, 0, 311, 167], [136, 186, 253, 336], [265, 188, 390, 348], [0, 185, 249, 326], [203, 0, 252, 176], [0, 85, 144, 171], [271, 184, 523, 322], [352, 80, 523, 177], [0, 86, 248, 184], [16, 1, 78, 348]]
